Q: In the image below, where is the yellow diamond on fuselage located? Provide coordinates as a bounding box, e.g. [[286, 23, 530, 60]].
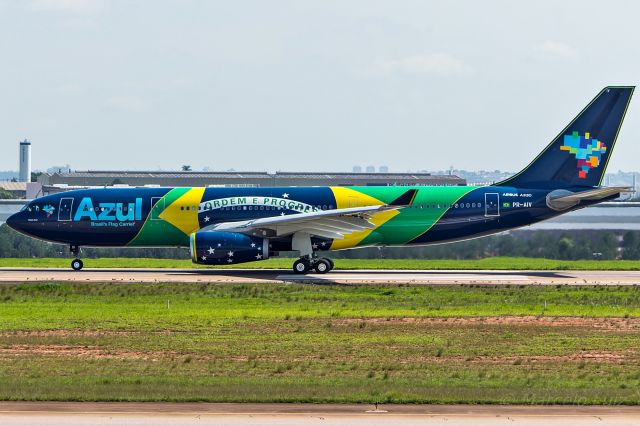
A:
[[329, 186, 400, 250], [158, 187, 206, 235]]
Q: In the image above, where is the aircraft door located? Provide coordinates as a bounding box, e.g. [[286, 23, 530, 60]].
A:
[[58, 198, 74, 221], [484, 193, 500, 217]]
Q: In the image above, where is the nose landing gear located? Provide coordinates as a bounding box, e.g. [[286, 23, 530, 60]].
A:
[[70, 245, 83, 271], [71, 258, 84, 271]]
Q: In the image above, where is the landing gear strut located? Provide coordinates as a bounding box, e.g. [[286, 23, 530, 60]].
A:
[[70, 245, 83, 271]]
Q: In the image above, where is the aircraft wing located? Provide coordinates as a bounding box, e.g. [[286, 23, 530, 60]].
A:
[[546, 186, 631, 210], [201, 189, 417, 240]]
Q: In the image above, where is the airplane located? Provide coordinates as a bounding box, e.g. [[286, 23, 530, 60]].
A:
[[6, 86, 634, 273]]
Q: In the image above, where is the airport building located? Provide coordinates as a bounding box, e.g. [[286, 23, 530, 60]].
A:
[[37, 170, 466, 188]]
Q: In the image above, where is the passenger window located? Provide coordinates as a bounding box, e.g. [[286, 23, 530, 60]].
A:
[[454, 203, 458, 208]]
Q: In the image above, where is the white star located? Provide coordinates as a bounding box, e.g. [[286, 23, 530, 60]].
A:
[[312, 243, 318, 249], [280, 212, 286, 216], [321, 242, 326, 247], [207, 247, 215, 254], [250, 243, 256, 248], [227, 258, 233, 263], [201, 255, 207, 261], [204, 216, 210, 222], [228, 251, 234, 257], [282, 193, 289, 198], [255, 253, 262, 260]]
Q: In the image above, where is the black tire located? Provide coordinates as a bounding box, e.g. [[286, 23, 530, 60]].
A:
[[293, 258, 310, 274], [71, 259, 83, 271], [314, 259, 331, 274], [322, 258, 334, 271]]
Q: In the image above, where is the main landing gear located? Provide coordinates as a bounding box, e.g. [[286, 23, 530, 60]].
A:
[[292, 257, 334, 274], [70, 245, 83, 271], [290, 232, 334, 274]]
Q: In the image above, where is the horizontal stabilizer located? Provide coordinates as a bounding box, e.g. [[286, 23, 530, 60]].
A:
[[546, 186, 630, 211]]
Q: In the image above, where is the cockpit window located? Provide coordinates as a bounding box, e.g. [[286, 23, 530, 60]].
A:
[[20, 204, 29, 212]]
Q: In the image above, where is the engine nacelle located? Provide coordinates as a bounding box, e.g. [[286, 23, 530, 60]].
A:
[[190, 231, 269, 265]]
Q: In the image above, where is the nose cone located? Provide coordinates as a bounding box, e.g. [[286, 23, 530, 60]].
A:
[[5, 212, 19, 231]]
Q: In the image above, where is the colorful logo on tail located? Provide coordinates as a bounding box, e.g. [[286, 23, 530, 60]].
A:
[[560, 131, 607, 178]]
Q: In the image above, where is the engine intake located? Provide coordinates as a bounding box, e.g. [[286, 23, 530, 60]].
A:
[[190, 231, 269, 265]]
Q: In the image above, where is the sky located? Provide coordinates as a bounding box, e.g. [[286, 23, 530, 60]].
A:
[[1, 0, 640, 173]]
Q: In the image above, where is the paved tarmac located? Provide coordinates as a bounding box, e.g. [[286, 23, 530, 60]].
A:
[[1, 267, 640, 285], [0, 403, 639, 426]]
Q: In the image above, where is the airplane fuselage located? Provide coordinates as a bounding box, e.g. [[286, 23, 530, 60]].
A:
[[8, 185, 610, 252]]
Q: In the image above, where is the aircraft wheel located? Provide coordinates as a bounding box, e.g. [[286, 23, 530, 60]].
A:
[[71, 259, 84, 271], [322, 258, 334, 271], [314, 259, 331, 274], [293, 258, 311, 274]]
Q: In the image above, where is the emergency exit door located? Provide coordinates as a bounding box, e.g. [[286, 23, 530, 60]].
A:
[[58, 198, 74, 221], [484, 193, 500, 217]]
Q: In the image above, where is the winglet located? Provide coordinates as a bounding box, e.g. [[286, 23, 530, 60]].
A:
[[389, 189, 418, 206]]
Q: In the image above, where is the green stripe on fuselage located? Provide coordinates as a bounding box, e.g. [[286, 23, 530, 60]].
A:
[[353, 186, 478, 246], [128, 187, 192, 247]]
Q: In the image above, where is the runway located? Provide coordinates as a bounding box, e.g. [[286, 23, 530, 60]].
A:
[[1, 267, 640, 285], [1, 403, 639, 426]]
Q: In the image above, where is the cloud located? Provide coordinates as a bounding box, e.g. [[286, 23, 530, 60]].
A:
[[104, 95, 148, 112], [369, 53, 474, 77], [534, 41, 577, 59], [27, 0, 108, 15]]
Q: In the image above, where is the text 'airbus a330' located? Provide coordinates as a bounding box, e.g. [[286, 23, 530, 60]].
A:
[[7, 86, 634, 273]]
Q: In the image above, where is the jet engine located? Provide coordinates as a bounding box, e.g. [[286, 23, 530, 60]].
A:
[[189, 231, 269, 265]]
